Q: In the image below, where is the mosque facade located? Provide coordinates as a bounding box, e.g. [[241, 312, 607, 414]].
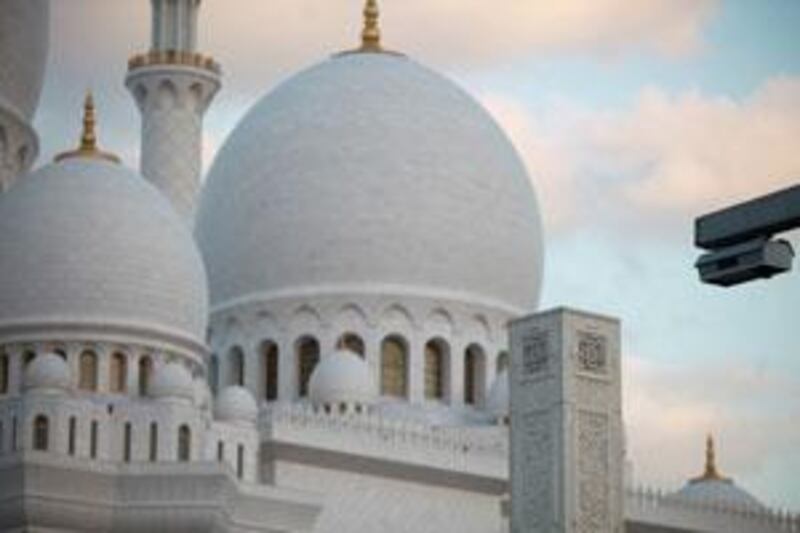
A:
[[0, 1, 796, 532]]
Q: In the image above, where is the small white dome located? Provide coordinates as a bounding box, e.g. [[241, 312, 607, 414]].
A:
[[674, 479, 764, 510], [149, 362, 194, 401], [24, 352, 70, 392], [309, 350, 375, 408], [486, 370, 509, 418], [215, 386, 258, 424]]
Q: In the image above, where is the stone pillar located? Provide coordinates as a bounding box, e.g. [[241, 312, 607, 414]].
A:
[[509, 307, 623, 533]]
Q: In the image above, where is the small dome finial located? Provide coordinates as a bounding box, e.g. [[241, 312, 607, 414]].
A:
[[691, 433, 730, 483], [55, 92, 121, 164], [360, 0, 382, 52]]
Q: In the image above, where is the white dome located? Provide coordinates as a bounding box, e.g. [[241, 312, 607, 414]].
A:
[[0, 158, 208, 350], [674, 479, 764, 510], [24, 352, 70, 392], [149, 362, 194, 401], [486, 370, 509, 418], [309, 349, 374, 407], [196, 52, 544, 313], [215, 385, 258, 424], [0, 0, 49, 120]]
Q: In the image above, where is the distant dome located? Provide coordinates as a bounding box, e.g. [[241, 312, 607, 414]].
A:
[[24, 353, 70, 392], [309, 350, 374, 408], [196, 52, 544, 314], [673, 435, 764, 510], [0, 0, 49, 120], [674, 479, 764, 510], [486, 370, 509, 419], [0, 157, 208, 352], [150, 362, 194, 402], [215, 386, 258, 424]]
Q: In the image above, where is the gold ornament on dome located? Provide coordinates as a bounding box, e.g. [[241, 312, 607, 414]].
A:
[[55, 92, 121, 164]]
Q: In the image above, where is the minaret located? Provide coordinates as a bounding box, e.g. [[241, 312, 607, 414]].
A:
[[125, 0, 220, 222]]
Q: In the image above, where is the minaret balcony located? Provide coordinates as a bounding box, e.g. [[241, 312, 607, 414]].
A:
[[128, 50, 220, 75]]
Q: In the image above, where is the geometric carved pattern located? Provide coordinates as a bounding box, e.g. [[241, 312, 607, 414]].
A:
[[521, 329, 550, 378], [576, 331, 607, 376], [577, 411, 609, 533]]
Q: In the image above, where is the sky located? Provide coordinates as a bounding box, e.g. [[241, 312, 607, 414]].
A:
[[34, 0, 800, 511]]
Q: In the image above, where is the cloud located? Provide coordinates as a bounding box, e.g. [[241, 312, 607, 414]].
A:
[[482, 76, 800, 237], [623, 354, 800, 509]]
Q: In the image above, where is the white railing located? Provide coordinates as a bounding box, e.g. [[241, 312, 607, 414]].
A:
[[626, 486, 800, 533], [259, 403, 508, 478]]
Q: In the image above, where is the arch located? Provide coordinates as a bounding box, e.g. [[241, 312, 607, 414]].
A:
[[79, 351, 98, 391], [464, 344, 487, 407], [123, 423, 132, 462], [110, 352, 127, 393], [424, 338, 449, 401], [426, 308, 455, 337], [0, 352, 8, 394], [228, 346, 245, 387], [208, 354, 220, 394], [472, 314, 492, 342], [295, 336, 319, 398], [149, 422, 158, 462], [291, 305, 323, 333], [139, 356, 154, 396], [68, 417, 76, 456], [337, 332, 365, 357], [33, 415, 49, 451], [380, 335, 408, 398], [0, 421, 3, 455], [89, 420, 99, 459], [261, 341, 279, 401], [335, 303, 369, 331], [156, 79, 178, 109], [189, 82, 205, 111], [217, 440, 224, 462], [381, 304, 415, 331], [496, 350, 510, 374], [177, 424, 191, 462], [23, 350, 36, 367]]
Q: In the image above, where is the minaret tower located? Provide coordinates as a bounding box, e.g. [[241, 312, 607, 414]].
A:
[[125, 0, 220, 222]]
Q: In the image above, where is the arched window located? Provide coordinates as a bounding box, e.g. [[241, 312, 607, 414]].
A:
[[177, 425, 191, 462], [68, 417, 76, 456], [295, 336, 319, 398], [262, 341, 279, 401], [228, 346, 245, 387], [381, 336, 408, 398], [79, 351, 98, 391], [0, 421, 4, 455], [464, 344, 486, 406], [139, 356, 154, 396], [236, 444, 244, 479], [33, 415, 49, 451], [0, 352, 8, 395], [209, 354, 219, 394], [23, 350, 36, 367], [424, 339, 448, 401], [217, 441, 224, 462], [11, 416, 17, 452], [123, 423, 132, 462], [149, 422, 158, 462], [53, 347, 67, 359], [90, 420, 99, 459], [110, 353, 127, 393], [497, 351, 509, 374], [337, 333, 365, 357]]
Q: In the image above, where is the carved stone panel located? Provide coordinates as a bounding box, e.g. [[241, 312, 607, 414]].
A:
[[522, 330, 550, 378], [576, 331, 607, 376], [514, 409, 553, 533], [577, 411, 609, 533]]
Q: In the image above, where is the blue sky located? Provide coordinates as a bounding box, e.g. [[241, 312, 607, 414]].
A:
[[35, 0, 799, 510]]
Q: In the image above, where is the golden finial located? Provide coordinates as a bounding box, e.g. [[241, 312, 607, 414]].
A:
[[360, 0, 382, 52], [691, 433, 730, 483], [55, 92, 121, 164]]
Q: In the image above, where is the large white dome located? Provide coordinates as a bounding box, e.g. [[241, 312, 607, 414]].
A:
[[196, 52, 544, 313], [0, 157, 208, 351]]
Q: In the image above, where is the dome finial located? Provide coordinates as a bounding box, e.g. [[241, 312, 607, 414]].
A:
[[691, 433, 730, 483], [360, 0, 382, 52], [55, 92, 121, 164]]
